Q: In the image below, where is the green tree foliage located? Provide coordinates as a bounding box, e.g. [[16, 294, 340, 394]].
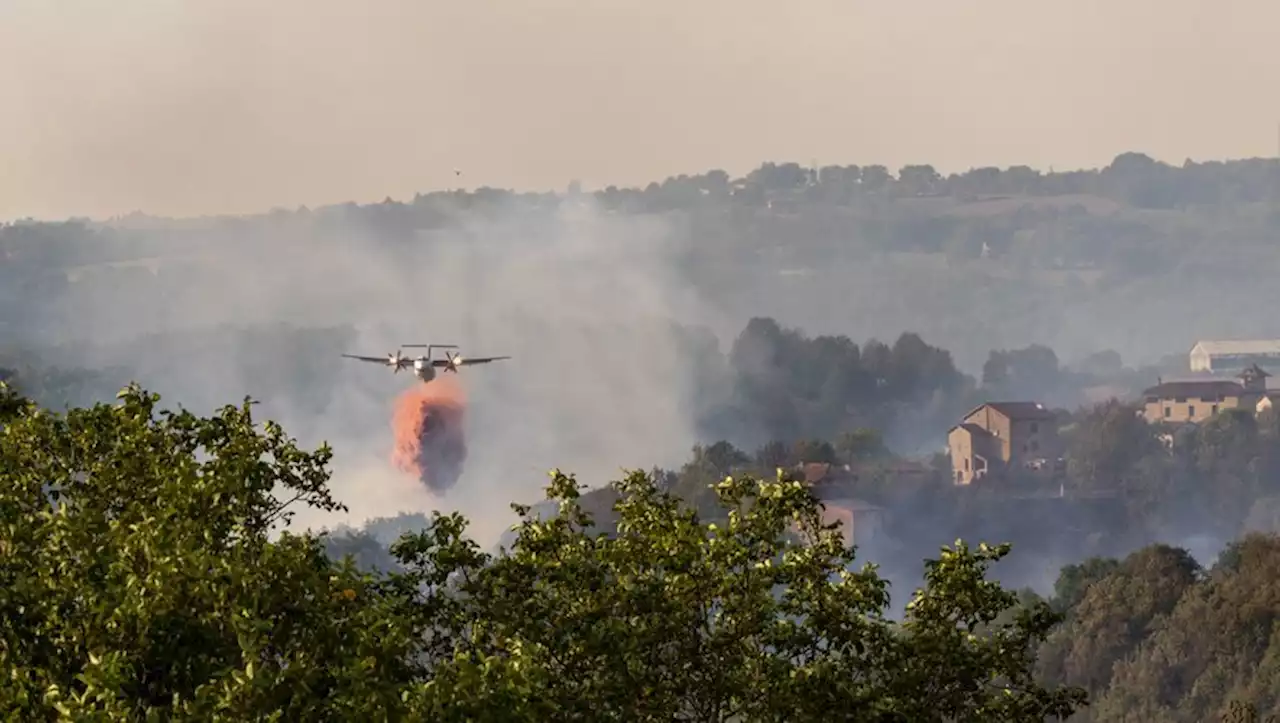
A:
[[1025, 536, 1280, 723], [324, 528, 405, 573], [1061, 398, 1280, 541], [983, 345, 1061, 394], [1038, 545, 1200, 696], [0, 384, 1085, 720], [0, 348, 126, 411], [669, 441, 753, 518], [1049, 557, 1121, 613], [726, 317, 975, 448], [407, 471, 1085, 721], [1087, 534, 1280, 723], [0, 384, 421, 719], [1066, 400, 1161, 494]]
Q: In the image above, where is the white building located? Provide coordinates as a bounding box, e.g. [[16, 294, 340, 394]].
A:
[[1189, 340, 1280, 373]]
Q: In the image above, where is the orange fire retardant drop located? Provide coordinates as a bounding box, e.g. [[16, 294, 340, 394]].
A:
[[389, 375, 467, 493]]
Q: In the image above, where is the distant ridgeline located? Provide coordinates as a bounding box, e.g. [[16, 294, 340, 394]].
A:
[[4, 152, 1280, 368], [0, 157, 1274, 264]]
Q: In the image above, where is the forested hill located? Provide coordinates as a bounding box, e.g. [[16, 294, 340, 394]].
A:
[[5, 153, 1280, 720], [4, 152, 1280, 370]]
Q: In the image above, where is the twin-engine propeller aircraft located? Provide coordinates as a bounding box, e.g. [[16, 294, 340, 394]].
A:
[[342, 343, 511, 383]]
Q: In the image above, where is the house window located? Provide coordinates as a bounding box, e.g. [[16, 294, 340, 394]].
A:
[[1030, 422, 1039, 433], [1164, 407, 1171, 418], [1212, 404, 1219, 414], [1188, 405, 1196, 417], [964, 458, 970, 471]]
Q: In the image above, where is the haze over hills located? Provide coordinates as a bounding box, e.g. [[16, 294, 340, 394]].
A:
[[2, 152, 1278, 543], [6, 151, 1280, 367]]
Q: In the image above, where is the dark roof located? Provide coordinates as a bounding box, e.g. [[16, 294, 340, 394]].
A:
[[1142, 380, 1244, 399], [966, 401, 1054, 421], [951, 422, 996, 438]]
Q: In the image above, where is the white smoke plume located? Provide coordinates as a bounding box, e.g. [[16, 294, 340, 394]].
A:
[[44, 195, 724, 548]]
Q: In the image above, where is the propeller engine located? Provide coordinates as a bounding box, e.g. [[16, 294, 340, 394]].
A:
[[387, 350, 406, 372], [443, 350, 464, 373]]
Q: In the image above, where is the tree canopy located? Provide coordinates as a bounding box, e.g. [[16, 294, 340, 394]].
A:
[[1030, 537, 1280, 722], [0, 382, 1085, 720]]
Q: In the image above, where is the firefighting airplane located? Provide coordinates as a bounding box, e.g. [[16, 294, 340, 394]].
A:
[[342, 344, 511, 383]]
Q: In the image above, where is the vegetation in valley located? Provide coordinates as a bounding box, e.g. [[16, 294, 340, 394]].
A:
[[0, 383, 1084, 720], [4, 378, 1280, 720]]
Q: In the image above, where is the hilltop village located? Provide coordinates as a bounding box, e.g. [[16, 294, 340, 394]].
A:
[[781, 339, 1280, 551], [945, 339, 1280, 488]]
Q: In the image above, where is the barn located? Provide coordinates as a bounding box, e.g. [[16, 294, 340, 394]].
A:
[[1188, 340, 1280, 373]]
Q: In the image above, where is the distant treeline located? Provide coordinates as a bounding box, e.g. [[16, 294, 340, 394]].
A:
[[5, 152, 1278, 366], [6, 152, 1277, 258]]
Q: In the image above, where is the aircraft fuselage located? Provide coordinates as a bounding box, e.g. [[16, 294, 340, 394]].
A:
[[413, 358, 436, 383]]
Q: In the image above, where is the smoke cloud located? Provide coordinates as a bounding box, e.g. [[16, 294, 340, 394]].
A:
[[25, 195, 722, 548]]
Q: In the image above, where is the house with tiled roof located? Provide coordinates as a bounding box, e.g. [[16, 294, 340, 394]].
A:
[[1141, 364, 1269, 425], [947, 401, 1064, 485]]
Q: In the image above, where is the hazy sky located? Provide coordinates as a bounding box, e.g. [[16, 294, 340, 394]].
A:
[[3, 0, 1279, 220]]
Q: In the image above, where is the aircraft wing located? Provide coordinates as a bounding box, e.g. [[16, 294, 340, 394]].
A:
[[433, 355, 511, 367], [458, 356, 511, 366], [343, 354, 395, 365]]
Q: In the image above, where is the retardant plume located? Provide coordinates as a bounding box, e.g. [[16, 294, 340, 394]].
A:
[[390, 376, 467, 494]]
